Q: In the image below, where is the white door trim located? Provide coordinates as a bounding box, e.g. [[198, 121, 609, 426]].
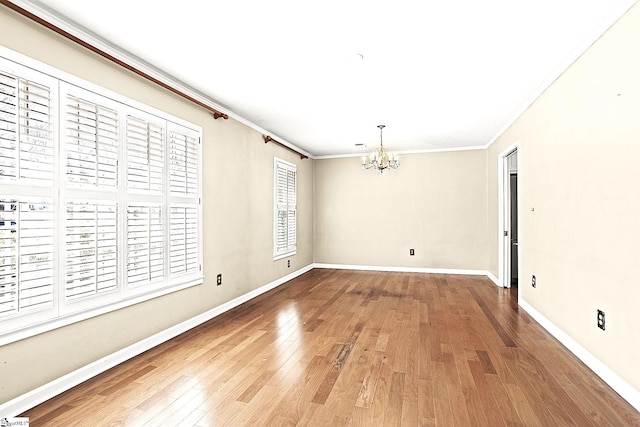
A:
[[498, 142, 519, 288]]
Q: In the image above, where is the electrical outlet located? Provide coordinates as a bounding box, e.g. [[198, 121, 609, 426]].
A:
[[287, 259, 290, 268], [597, 310, 605, 330], [531, 275, 536, 288], [409, 249, 415, 256], [217, 274, 222, 286]]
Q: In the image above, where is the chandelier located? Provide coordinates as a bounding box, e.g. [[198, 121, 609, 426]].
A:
[[361, 125, 399, 173]]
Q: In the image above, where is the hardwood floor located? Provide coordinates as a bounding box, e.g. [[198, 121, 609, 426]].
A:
[[21, 269, 640, 426]]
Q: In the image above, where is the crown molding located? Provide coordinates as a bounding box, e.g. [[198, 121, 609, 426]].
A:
[[4, 0, 313, 160]]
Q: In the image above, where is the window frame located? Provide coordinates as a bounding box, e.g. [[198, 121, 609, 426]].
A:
[[0, 46, 203, 346], [273, 157, 297, 260]]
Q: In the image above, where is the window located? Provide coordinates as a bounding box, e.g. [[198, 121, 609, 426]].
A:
[[0, 50, 202, 344], [274, 157, 296, 259]]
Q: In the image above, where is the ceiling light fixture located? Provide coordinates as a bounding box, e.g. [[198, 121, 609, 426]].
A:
[[361, 125, 399, 173]]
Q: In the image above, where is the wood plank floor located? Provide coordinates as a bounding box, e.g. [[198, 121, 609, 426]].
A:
[[21, 269, 640, 426]]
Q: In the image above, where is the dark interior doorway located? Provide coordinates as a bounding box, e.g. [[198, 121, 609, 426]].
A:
[[510, 173, 518, 286]]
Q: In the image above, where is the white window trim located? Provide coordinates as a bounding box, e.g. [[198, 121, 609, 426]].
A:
[[0, 46, 203, 346], [273, 157, 296, 260]]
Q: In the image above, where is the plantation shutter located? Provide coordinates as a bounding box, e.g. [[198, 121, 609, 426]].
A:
[[286, 168, 296, 250], [0, 72, 55, 183], [64, 95, 118, 189], [0, 66, 55, 320], [0, 71, 18, 180], [1, 54, 203, 343], [168, 123, 200, 279], [0, 199, 55, 317], [127, 204, 164, 287], [274, 158, 296, 258], [169, 128, 198, 195], [0, 74, 54, 182], [126, 115, 164, 192], [169, 205, 198, 276], [65, 201, 118, 300]]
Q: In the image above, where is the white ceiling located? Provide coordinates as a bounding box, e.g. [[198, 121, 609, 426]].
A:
[[23, 0, 635, 157]]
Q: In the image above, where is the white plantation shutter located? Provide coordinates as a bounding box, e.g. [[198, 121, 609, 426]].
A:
[[0, 61, 56, 327], [127, 204, 164, 286], [0, 200, 17, 317], [64, 94, 118, 189], [169, 205, 198, 276], [0, 199, 54, 318], [0, 53, 203, 344], [287, 169, 296, 249], [169, 126, 198, 195], [62, 85, 121, 306], [126, 115, 164, 192], [0, 71, 17, 180], [0, 71, 54, 183], [65, 200, 118, 300], [168, 123, 200, 280], [274, 158, 296, 258]]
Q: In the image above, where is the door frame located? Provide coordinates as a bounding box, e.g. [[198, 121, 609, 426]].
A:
[[498, 142, 519, 288]]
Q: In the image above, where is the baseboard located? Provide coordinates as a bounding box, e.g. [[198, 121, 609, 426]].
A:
[[486, 271, 500, 286], [313, 263, 490, 277], [519, 299, 640, 412], [0, 264, 314, 417]]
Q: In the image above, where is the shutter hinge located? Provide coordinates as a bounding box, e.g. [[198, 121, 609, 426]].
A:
[[199, 197, 201, 205], [199, 264, 202, 272], [504, 231, 508, 236]]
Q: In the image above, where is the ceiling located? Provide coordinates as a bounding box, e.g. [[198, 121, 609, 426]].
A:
[[20, 0, 635, 157]]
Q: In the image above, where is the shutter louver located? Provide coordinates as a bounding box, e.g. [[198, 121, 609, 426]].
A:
[[0, 199, 54, 318], [127, 204, 163, 286], [0, 71, 54, 184], [126, 115, 164, 192], [65, 95, 118, 189], [65, 200, 118, 300]]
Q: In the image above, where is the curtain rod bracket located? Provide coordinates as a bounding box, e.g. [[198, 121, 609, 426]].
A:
[[263, 135, 308, 159], [212, 111, 229, 120]]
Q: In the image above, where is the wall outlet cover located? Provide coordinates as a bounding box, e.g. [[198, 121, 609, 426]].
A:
[[597, 310, 605, 330]]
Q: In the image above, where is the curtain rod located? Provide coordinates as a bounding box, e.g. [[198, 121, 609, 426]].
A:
[[0, 0, 229, 120], [263, 135, 308, 159]]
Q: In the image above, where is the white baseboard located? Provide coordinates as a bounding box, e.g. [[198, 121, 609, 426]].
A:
[[486, 271, 500, 286], [313, 263, 490, 277], [519, 299, 640, 412], [0, 264, 314, 417]]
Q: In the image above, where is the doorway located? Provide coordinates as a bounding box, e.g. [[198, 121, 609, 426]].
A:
[[509, 168, 518, 286], [498, 144, 519, 288]]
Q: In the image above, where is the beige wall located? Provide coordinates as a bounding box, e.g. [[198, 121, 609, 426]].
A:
[[314, 150, 488, 270], [0, 6, 313, 404], [488, 3, 640, 391]]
